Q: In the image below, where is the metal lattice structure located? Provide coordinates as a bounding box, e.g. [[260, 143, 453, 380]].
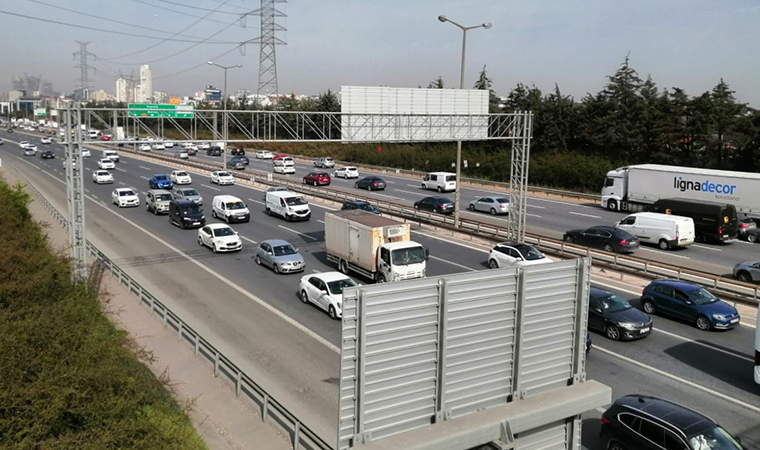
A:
[[242, 0, 287, 97], [507, 111, 532, 244], [63, 104, 88, 281], [73, 41, 96, 100]]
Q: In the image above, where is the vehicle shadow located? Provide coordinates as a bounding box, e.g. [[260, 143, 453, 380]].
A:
[[662, 341, 758, 396], [581, 417, 604, 450], [112, 244, 258, 267]]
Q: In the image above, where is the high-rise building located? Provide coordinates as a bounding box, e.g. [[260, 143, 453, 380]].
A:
[[138, 64, 153, 102], [153, 90, 168, 103], [116, 78, 129, 103]]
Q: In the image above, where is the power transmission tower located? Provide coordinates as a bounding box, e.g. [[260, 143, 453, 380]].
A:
[[241, 0, 287, 98], [73, 41, 96, 100]]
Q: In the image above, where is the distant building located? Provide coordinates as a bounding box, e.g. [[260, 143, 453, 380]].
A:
[[91, 89, 113, 102], [205, 85, 222, 104], [116, 77, 135, 103], [137, 64, 153, 102], [153, 90, 168, 103], [8, 90, 25, 102]]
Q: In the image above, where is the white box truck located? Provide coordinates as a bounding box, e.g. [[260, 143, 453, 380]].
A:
[[601, 164, 760, 220], [325, 210, 428, 283]]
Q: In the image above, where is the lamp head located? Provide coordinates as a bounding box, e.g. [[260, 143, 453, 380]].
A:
[[483, 22, 492, 29], [438, 15, 447, 23], [207, 61, 213, 65]]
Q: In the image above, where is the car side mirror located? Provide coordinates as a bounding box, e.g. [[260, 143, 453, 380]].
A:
[[234, 231, 239, 235], [615, 221, 620, 226], [320, 290, 328, 295], [268, 252, 273, 255], [594, 308, 603, 313], [684, 300, 692, 305]]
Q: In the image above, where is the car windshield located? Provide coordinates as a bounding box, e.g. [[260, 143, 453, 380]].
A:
[[101, 159, 110, 163], [218, 172, 231, 177], [156, 194, 172, 201], [326, 278, 357, 295], [97, 171, 109, 176], [285, 197, 307, 206], [273, 245, 296, 256], [347, 167, 357, 171], [119, 191, 134, 196], [226, 201, 246, 210], [213, 227, 235, 237], [175, 172, 188, 177], [515, 245, 546, 261], [688, 426, 742, 450], [183, 189, 199, 196], [358, 203, 376, 212], [688, 288, 719, 305], [155, 175, 167, 180], [391, 247, 427, 266], [182, 205, 201, 215], [598, 294, 632, 313]]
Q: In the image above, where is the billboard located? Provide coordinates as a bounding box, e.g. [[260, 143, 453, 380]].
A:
[[34, 108, 46, 117], [337, 258, 607, 449], [340, 86, 489, 142]]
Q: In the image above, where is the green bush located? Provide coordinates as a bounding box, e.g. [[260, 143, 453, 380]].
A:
[[0, 180, 207, 450]]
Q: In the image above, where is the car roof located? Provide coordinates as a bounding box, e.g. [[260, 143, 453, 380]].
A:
[[311, 271, 352, 283], [589, 286, 612, 298], [614, 395, 716, 437], [649, 279, 701, 291], [207, 223, 232, 229], [148, 189, 167, 194], [262, 238, 292, 247], [427, 196, 451, 201], [173, 199, 196, 205], [153, 174, 168, 178], [115, 187, 135, 192], [345, 200, 370, 205], [214, 195, 242, 202]]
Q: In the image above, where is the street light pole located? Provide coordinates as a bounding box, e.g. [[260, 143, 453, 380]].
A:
[[208, 61, 242, 168], [438, 15, 491, 227]]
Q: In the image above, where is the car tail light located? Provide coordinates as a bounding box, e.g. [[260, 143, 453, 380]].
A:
[[620, 240, 628, 245], [740, 223, 748, 229], [373, 182, 378, 185], [642, 288, 646, 295], [718, 226, 723, 234], [600, 417, 610, 425]]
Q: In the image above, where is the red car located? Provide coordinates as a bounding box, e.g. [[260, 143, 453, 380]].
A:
[[273, 153, 288, 161], [303, 171, 331, 186], [101, 135, 111, 141]]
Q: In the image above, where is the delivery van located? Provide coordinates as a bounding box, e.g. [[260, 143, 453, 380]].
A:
[[615, 212, 695, 250]]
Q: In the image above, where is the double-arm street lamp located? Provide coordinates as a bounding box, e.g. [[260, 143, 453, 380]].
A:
[[437, 15, 492, 227], [208, 61, 242, 167]]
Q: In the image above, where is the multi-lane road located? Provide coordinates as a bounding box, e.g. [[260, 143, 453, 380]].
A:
[[1, 128, 758, 448]]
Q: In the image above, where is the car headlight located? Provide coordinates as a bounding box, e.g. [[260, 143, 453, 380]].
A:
[[712, 314, 728, 320], [200, 216, 205, 220], [619, 323, 636, 330]]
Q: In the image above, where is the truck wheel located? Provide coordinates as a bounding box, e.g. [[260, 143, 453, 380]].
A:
[[265, 207, 271, 216], [659, 239, 670, 250], [339, 260, 349, 275], [376, 274, 386, 283], [606, 200, 618, 211]]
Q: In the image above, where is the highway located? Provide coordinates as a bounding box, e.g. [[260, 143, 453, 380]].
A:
[[1, 129, 759, 448]]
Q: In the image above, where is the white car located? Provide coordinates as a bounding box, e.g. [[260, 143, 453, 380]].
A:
[[139, 143, 152, 151], [210, 171, 235, 185], [255, 150, 274, 159], [334, 166, 359, 179], [98, 158, 115, 170], [152, 143, 165, 151], [164, 141, 175, 148], [299, 272, 358, 320], [82, 149, 91, 158], [170, 170, 192, 185], [19, 141, 30, 148], [197, 223, 243, 253], [200, 142, 211, 150], [92, 170, 114, 184], [25, 144, 38, 152], [111, 188, 139, 207], [181, 142, 199, 150], [487, 242, 553, 269], [41, 137, 52, 144]]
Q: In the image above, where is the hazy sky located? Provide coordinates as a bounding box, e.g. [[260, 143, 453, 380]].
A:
[[1, 0, 758, 106]]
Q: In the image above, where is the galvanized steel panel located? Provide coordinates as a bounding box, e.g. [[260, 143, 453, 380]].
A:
[[515, 421, 569, 450]]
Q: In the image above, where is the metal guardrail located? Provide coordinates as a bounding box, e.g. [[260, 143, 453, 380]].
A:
[[107, 145, 760, 307], [24, 177, 332, 450]]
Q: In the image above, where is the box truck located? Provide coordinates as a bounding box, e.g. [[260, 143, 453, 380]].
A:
[[325, 210, 428, 283], [601, 164, 760, 221]]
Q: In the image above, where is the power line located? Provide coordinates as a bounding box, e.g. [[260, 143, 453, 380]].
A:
[[27, 0, 229, 42], [126, 0, 234, 25], [153, 44, 242, 80], [0, 9, 239, 43], [148, 0, 243, 15]]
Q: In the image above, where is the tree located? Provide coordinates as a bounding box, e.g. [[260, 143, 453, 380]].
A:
[[709, 79, 744, 166], [317, 89, 340, 112], [427, 76, 445, 89], [538, 84, 576, 151], [473, 65, 501, 112]]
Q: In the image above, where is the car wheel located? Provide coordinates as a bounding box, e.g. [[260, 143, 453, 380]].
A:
[[606, 200, 618, 211], [368, 185, 372, 191], [748, 234, 757, 243], [564, 236, 574, 244], [659, 239, 670, 250], [274, 264, 280, 274], [328, 305, 338, 320], [696, 315, 711, 331], [198, 237, 204, 247], [265, 207, 271, 216], [354, 182, 359, 188], [643, 299, 656, 315], [285, 213, 291, 222], [300, 290, 309, 304], [212, 243, 218, 253], [488, 259, 499, 269], [603, 243, 614, 253], [737, 271, 751, 282], [490, 208, 497, 215], [302, 178, 306, 184], [255, 255, 261, 265], [313, 181, 318, 186], [212, 210, 217, 218], [605, 325, 621, 341], [608, 442, 627, 450], [414, 204, 419, 210], [437, 186, 442, 193], [468, 204, 475, 211]]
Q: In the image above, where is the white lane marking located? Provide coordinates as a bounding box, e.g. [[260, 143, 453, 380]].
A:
[[30, 170, 340, 353], [528, 204, 547, 209], [247, 198, 265, 205], [311, 269, 321, 273], [532, 197, 599, 209], [201, 183, 221, 192], [317, 219, 325, 224], [527, 213, 543, 218], [84, 188, 91, 193], [139, 165, 151, 170], [140, 176, 149, 180], [652, 327, 753, 362], [363, 191, 403, 199], [639, 248, 691, 260], [594, 346, 760, 414], [18, 158, 41, 170], [693, 244, 722, 252], [118, 182, 126, 186], [278, 225, 318, 241], [42, 169, 57, 179], [115, 167, 127, 172], [429, 255, 475, 271], [240, 235, 258, 245], [568, 211, 602, 219], [394, 189, 427, 196], [406, 184, 421, 188]]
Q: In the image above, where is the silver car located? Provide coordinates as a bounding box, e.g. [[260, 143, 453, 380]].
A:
[[255, 239, 305, 274], [468, 196, 510, 215], [733, 261, 760, 283], [172, 187, 203, 205]]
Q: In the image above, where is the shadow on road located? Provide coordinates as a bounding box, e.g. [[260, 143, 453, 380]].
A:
[[663, 341, 757, 396]]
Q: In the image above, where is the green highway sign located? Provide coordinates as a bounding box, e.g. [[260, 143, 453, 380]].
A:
[[127, 103, 194, 119]]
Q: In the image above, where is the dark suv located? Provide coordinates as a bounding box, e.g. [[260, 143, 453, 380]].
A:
[[641, 279, 740, 331], [601, 395, 743, 450], [206, 146, 222, 156], [230, 147, 246, 156]]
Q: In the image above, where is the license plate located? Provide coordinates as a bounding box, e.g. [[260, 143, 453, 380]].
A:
[[730, 318, 739, 324], [192, 222, 200, 225], [723, 235, 729, 238], [640, 327, 650, 333]]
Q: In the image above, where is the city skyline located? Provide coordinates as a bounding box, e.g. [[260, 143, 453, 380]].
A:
[[0, 0, 758, 105]]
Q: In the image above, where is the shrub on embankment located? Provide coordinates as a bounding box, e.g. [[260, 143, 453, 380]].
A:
[[0, 178, 207, 449]]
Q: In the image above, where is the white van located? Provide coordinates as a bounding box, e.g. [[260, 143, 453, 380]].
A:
[[212, 195, 250, 223], [422, 172, 456, 192], [88, 129, 100, 139], [273, 157, 295, 174], [615, 212, 695, 250], [265, 190, 311, 221], [103, 150, 119, 162]]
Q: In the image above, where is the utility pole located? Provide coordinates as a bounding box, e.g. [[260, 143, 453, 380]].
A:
[[241, 0, 287, 98], [64, 103, 88, 281], [73, 41, 96, 101], [208, 62, 242, 168]]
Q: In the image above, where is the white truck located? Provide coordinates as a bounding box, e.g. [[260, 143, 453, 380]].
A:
[[602, 164, 760, 221], [325, 210, 428, 283]]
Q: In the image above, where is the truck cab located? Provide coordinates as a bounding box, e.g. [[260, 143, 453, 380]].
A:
[[377, 241, 428, 282], [601, 168, 627, 211]]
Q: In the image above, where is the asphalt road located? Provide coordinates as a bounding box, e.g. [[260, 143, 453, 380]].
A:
[[2, 130, 759, 448]]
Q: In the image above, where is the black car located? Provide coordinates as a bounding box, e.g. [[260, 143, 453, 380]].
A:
[[40, 150, 54, 159], [563, 225, 639, 253], [600, 395, 743, 450], [354, 176, 386, 191], [230, 155, 249, 165], [414, 196, 455, 215], [585, 333, 592, 354], [186, 147, 197, 156], [206, 146, 222, 156], [226, 158, 246, 170], [743, 228, 760, 243], [342, 200, 380, 215], [588, 287, 652, 340], [229, 147, 246, 156]]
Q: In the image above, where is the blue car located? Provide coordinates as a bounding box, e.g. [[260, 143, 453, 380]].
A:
[[641, 280, 740, 331], [149, 174, 173, 190]]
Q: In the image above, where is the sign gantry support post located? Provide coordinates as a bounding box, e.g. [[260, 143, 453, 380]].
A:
[[64, 102, 88, 282]]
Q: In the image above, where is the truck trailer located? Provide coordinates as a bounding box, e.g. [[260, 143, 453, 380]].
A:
[[601, 164, 760, 221], [324, 210, 427, 283]]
